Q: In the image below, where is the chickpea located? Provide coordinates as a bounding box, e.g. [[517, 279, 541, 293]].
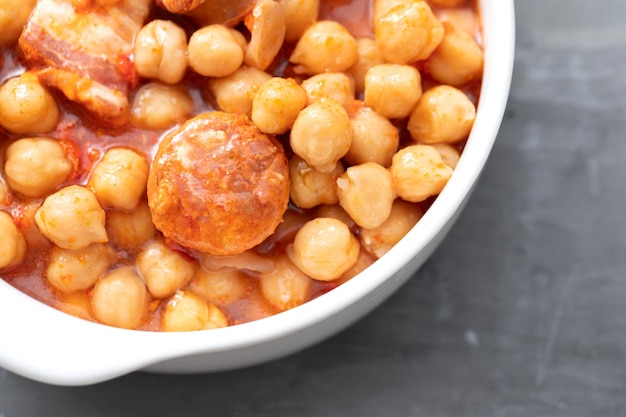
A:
[[89, 148, 149, 211], [229, 29, 248, 51], [302, 73, 355, 111], [189, 268, 250, 305], [133, 20, 188, 84], [12, 200, 48, 250], [0, 72, 60, 134], [0, 211, 25, 270], [364, 64, 422, 119], [349, 38, 385, 94], [4, 137, 72, 198], [161, 290, 229, 332], [46, 243, 114, 293], [136, 240, 196, 299], [244, 0, 286, 70], [289, 155, 344, 209], [360, 200, 423, 258], [130, 82, 194, 130], [106, 201, 156, 251], [314, 204, 356, 231], [35, 185, 108, 250], [278, 0, 319, 43], [390, 144, 453, 202], [290, 98, 352, 173], [260, 256, 312, 311], [0, 0, 37, 46], [208, 67, 272, 116], [92, 267, 149, 330], [290, 20, 358, 74], [286, 217, 359, 281], [374, 0, 444, 64], [251, 77, 307, 134], [437, 8, 479, 36], [372, 0, 412, 23], [424, 23, 484, 87], [188, 24, 244, 77], [432, 143, 461, 169], [336, 248, 377, 284], [345, 106, 399, 167], [407, 85, 476, 144], [336, 162, 396, 229]]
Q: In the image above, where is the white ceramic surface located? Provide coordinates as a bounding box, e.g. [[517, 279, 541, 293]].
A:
[[0, 0, 515, 386]]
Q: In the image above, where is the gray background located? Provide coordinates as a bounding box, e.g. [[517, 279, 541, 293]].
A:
[[2, 0, 625, 415]]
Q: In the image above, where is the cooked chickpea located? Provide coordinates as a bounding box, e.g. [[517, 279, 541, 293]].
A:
[[425, 23, 484, 87], [407, 85, 476, 144], [161, 290, 228, 332], [345, 106, 399, 167], [290, 98, 352, 173], [336, 248, 377, 284], [302, 73, 355, 111], [374, 0, 444, 64], [372, 0, 412, 23], [360, 200, 423, 258], [251, 77, 307, 134], [336, 162, 396, 229], [188, 24, 244, 77], [0, 211, 25, 270], [35, 185, 108, 250], [4, 137, 72, 198], [0, 0, 37, 46], [390, 144, 453, 202], [432, 143, 461, 169], [189, 268, 250, 305], [287, 217, 359, 281], [437, 8, 478, 36], [229, 29, 248, 51], [208, 67, 272, 116], [364, 64, 422, 119], [289, 155, 344, 209], [315, 204, 356, 231], [349, 38, 385, 94], [278, 0, 319, 43], [244, 0, 286, 70], [0, 72, 60, 134], [290, 20, 358, 74], [136, 240, 196, 299], [92, 267, 148, 330], [130, 82, 194, 130], [133, 20, 188, 84], [46, 243, 114, 293], [89, 147, 149, 211], [260, 256, 312, 311], [13, 200, 48, 249], [106, 201, 156, 251]]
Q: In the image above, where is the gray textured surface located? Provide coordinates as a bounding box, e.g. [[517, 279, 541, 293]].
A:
[[2, 0, 625, 415]]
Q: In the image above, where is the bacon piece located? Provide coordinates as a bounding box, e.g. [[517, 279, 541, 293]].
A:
[[18, 0, 151, 126]]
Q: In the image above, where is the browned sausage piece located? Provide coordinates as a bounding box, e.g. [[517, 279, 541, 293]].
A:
[[148, 112, 290, 256]]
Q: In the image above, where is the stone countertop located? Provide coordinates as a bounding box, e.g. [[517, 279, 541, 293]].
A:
[[2, 1, 625, 415]]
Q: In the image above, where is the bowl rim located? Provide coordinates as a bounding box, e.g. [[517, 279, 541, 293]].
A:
[[0, 0, 515, 386]]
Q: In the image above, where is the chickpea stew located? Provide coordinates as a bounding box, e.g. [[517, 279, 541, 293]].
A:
[[0, 0, 483, 331]]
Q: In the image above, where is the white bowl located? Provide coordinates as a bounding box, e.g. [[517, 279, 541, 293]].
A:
[[0, 0, 515, 386]]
